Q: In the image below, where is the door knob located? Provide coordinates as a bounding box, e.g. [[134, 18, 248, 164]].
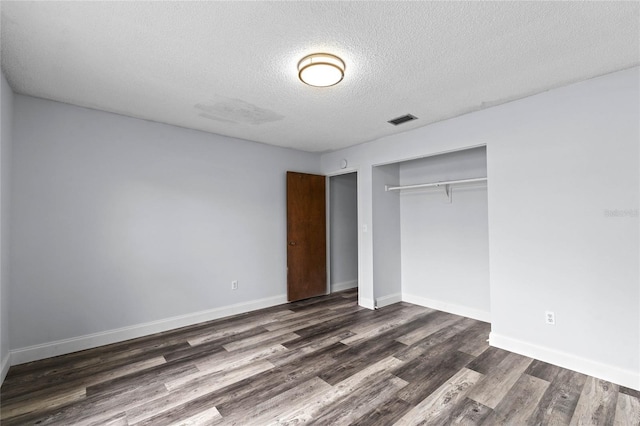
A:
[[289, 241, 296, 246]]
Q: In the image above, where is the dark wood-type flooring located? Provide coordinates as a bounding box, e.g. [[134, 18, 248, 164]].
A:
[[1, 289, 639, 425]]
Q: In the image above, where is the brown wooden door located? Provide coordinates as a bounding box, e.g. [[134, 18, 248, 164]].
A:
[[287, 171, 327, 302]]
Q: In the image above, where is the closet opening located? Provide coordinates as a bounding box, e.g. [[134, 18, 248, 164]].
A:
[[372, 146, 490, 321]]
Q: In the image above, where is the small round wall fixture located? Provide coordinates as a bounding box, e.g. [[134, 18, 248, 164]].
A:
[[298, 53, 345, 87]]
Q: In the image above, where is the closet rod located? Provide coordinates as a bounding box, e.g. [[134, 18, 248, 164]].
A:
[[385, 177, 487, 192]]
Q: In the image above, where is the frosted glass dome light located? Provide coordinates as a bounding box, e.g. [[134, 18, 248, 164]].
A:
[[298, 53, 345, 87]]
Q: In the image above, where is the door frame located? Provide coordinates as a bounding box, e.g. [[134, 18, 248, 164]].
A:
[[325, 167, 360, 295]]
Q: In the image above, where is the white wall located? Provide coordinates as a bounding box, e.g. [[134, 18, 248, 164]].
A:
[[400, 147, 489, 321], [329, 172, 358, 292], [321, 67, 640, 389], [486, 69, 639, 389], [1, 73, 14, 382], [10, 95, 319, 363], [372, 163, 402, 307]]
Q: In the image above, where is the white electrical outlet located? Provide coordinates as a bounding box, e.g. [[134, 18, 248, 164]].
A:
[[545, 311, 555, 325], [231, 280, 238, 290]]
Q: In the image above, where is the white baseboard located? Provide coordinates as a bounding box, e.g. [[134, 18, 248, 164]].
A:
[[1, 352, 10, 385], [376, 293, 402, 308], [331, 280, 358, 293], [490, 332, 640, 391], [10, 294, 288, 366], [402, 293, 491, 323], [358, 296, 375, 310]]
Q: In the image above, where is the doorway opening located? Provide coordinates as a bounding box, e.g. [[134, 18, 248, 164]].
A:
[[329, 172, 358, 294]]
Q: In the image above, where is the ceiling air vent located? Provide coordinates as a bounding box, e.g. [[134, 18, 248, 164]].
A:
[[388, 114, 418, 126]]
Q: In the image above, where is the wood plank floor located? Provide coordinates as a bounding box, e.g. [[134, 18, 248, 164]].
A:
[[1, 289, 639, 425]]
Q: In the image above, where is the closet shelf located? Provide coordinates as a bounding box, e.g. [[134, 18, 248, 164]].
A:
[[385, 177, 487, 192]]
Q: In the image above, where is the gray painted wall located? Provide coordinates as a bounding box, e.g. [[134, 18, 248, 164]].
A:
[[321, 67, 639, 388], [400, 147, 489, 319], [329, 173, 358, 291], [372, 163, 401, 304], [1, 73, 13, 379], [10, 95, 319, 351], [486, 70, 638, 382]]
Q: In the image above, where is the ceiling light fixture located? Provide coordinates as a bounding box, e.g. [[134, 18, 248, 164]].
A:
[[298, 53, 345, 87]]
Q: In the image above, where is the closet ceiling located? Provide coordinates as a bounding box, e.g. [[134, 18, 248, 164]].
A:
[[1, 2, 638, 152]]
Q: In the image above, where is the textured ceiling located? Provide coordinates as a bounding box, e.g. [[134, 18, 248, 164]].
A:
[[1, 2, 639, 152]]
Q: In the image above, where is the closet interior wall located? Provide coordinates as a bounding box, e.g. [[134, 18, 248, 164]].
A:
[[399, 147, 490, 320], [372, 164, 402, 307]]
